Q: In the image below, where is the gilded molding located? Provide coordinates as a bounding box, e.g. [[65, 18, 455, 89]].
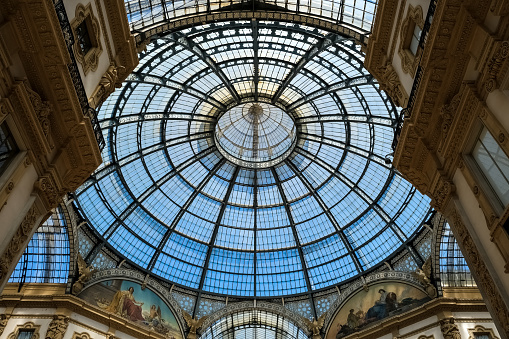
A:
[[398, 5, 424, 75], [71, 3, 103, 75], [7, 322, 41, 339], [45, 315, 70, 339], [34, 175, 65, 209]]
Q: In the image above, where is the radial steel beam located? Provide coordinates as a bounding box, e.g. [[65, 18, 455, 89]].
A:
[[287, 74, 375, 111], [298, 133, 391, 169], [192, 165, 241, 316], [270, 167, 318, 320], [252, 19, 260, 102], [272, 33, 338, 104], [126, 72, 226, 111], [100, 146, 218, 240], [162, 32, 241, 104], [295, 147, 410, 245], [147, 158, 227, 270], [284, 160, 364, 274]]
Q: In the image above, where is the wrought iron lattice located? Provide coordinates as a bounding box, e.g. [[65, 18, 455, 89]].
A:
[[439, 222, 476, 288], [74, 20, 432, 298], [200, 309, 308, 339], [9, 207, 70, 284]]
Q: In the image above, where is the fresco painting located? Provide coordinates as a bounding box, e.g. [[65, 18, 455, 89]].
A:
[[326, 282, 430, 339], [78, 279, 182, 339]]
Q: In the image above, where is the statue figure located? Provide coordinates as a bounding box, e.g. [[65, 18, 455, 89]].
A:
[[72, 254, 95, 295], [45, 315, 69, 339], [412, 257, 437, 298], [303, 313, 326, 339], [440, 318, 461, 339], [182, 311, 208, 339], [0, 314, 9, 336]]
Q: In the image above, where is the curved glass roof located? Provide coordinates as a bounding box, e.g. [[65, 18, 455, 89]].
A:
[[75, 21, 431, 297], [125, 0, 378, 34], [200, 309, 308, 339]]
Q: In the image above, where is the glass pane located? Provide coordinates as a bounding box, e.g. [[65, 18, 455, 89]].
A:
[[473, 128, 509, 206], [409, 25, 421, 55], [17, 330, 34, 339]]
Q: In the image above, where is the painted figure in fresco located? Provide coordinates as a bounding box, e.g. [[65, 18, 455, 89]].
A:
[[106, 286, 145, 322], [347, 309, 359, 328], [145, 304, 162, 327], [366, 289, 388, 320]]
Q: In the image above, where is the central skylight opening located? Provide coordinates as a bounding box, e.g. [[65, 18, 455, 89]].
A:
[[215, 102, 297, 168]]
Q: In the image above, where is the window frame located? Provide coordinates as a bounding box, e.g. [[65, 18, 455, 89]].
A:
[[398, 5, 424, 75], [464, 122, 509, 217], [70, 3, 102, 75]]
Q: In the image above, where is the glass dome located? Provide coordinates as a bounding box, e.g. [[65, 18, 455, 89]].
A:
[[215, 102, 297, 167], [75, 20, 431, 297]]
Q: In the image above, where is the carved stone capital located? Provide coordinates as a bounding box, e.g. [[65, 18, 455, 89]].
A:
[[34, 175, 65, 209], [378, 62, 408, 107], [430, 177, 455, 211], [89, 62, 125, 108]]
